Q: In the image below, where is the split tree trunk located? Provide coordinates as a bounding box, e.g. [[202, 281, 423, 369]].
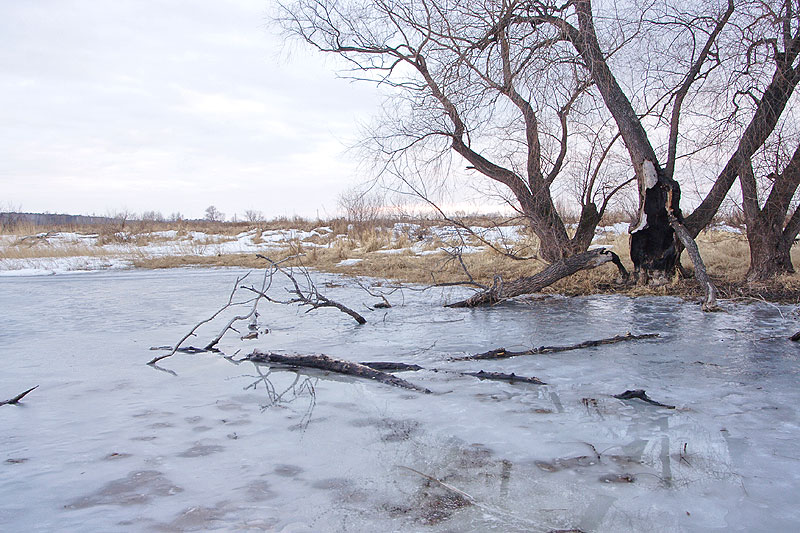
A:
[[568, 0, 681, 282]]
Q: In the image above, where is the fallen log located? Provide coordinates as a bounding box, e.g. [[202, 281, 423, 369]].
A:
[[465, 333, 659, 360], [447, 248, 627, 308], [1, 385, 38, 406], [613, 389, 675, 409], [247, 351, 431, 393], [462, 370, 546, 385]]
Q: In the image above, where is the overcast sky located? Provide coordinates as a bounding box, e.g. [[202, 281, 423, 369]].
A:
[[0, 0, 385, 219]]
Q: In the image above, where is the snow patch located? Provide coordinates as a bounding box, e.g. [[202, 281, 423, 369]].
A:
[[336, 258, 363, 266]]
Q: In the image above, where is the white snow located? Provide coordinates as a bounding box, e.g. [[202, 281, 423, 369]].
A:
[[336, 258, 363, 266]]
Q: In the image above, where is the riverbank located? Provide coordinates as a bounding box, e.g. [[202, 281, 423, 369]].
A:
[[2, 218, 799, 303]]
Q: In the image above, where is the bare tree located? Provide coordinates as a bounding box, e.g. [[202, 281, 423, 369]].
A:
[[739, 139, 800, 280], [244, 209, 265, 223], [337, 185, 385, 225], [500, 0, 733, 284], [278, 0, 629, 263], [680, 0, 800, 280], [684, 0, 800, 242], [204, 205, 225, 222], [140, 210, 165, 222]]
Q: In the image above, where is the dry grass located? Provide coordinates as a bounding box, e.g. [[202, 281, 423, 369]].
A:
[[4, 215, 800, 302]]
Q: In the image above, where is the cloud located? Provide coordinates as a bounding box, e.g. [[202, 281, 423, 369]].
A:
[[0, 0, 383, 218]]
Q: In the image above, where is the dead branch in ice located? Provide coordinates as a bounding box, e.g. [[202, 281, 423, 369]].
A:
[[244, 365, 318, 427], [791, 331, 800, 341], [356, 279, 395, 309], [464, 332, 660, 360], [446, 248, 628, 308], [147, 271, 261, 365], [366, 363, 545, 384], [613, 389, 676, 409], [461, 370, 546, 385], [147, 255, 364, 367], [399, 465, 478, 506], [1, 385, 38, 406], [360, 362, 424, 372], [247, 350, 431, 393], [246, 254, 366, 324], [202, 266, 273, 352]]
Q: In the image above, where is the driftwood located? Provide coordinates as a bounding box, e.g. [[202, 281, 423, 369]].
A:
[[791, 331, 800, 342], [447, 248, 628, 307], [1, 385, 38, 406], [361, 362, 424, 372], [462, 370, 546, 385], [247, 350, 431, 393], [466, 332, 659, 360], [613, 389, 675, 409]]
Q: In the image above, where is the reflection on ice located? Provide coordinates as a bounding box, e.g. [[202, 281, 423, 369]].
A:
[[2, 268, 800, 531]]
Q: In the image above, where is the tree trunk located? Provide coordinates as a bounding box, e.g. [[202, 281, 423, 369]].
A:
[[571, 202, 602, 253], [568, 0, 680, 281], [518, 193, 573, 263], [745, 222, 795, 282], [739, 155, 799, 282]]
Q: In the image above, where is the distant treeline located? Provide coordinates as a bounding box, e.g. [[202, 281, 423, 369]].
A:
[[0, 212, 114, 227]]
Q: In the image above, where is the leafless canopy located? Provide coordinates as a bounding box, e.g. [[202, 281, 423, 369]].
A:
[[278, 0, 636, 263]]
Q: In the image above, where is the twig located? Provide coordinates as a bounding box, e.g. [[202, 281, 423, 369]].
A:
[[205, 267, 272, 351], [147, 272, 254, 365], [251, 255, 366, 324], [397, 466, 550, 532]]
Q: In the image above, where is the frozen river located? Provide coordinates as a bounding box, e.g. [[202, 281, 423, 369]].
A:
[[2, 267, 799, 531]]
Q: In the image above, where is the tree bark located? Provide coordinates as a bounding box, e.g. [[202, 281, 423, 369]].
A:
[[446, 248, 624, 307], [745, 228, 795, 281]]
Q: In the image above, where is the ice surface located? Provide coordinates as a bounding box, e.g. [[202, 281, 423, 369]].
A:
[[2, 268, 800, 531]]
